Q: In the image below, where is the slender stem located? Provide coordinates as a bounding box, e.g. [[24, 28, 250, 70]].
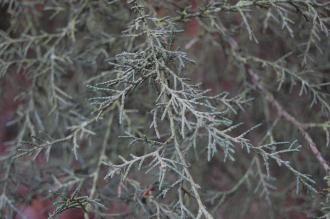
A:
[[247, 68, 330, 174], [84, 115, 113, 219], [168, 112, 213, 219]]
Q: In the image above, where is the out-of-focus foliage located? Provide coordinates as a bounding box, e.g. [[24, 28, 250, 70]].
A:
[[0, 0, 329, 218]]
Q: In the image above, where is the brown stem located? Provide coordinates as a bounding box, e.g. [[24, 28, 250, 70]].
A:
[[247, 67, 330, 175]]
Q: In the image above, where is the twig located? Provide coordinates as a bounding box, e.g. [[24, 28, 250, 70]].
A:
[[247, 67, 330, 174]]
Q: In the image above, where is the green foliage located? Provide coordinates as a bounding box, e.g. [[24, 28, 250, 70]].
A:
[[0, 0, 330, 218]]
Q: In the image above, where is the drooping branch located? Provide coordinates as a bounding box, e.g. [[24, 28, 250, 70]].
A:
[[247, 67, 330, 175]]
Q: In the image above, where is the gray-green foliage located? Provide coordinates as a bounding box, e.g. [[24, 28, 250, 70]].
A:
[[0, 0, 330, 218]]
